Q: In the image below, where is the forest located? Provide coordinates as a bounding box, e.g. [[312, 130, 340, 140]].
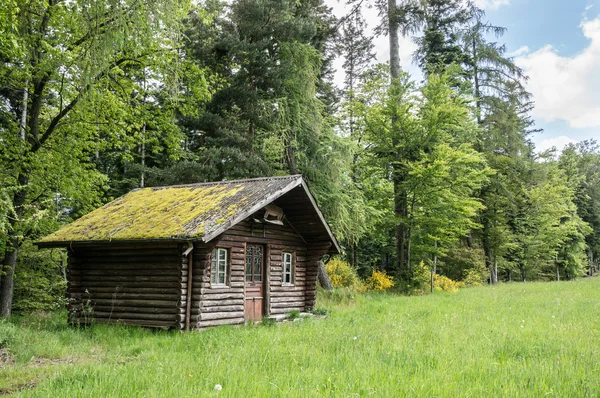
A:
[[1, 0, 600, 316]]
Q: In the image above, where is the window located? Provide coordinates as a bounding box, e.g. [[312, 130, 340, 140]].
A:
[[211, 248, 228, 286], [282, 252, 293, 284]]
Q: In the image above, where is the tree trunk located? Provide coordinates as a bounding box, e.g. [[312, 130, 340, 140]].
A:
[[140, 122, 146, 188], [388, 0, 411, 277], [285, 135, 297, 175], [431, 241, 437, 293], [0, 174, 28, 317], [484, 243, 497, 284], [519, 264, 526, 282], [482, 218, 497, 284], [388, 0, 400, 81], [20, 81, 28, 140], [317, 260, 332, 290]]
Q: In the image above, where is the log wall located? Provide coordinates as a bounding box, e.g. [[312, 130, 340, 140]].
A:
[[65, 218, 328, 330], [66, 243, 185, 329], [192, 217, 321, 328]]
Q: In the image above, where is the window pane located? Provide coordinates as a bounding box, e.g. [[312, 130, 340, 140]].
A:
[[212, 248, 227, 285], [283, 253, 292, 284], [211, 249, 218, 284], [253, 246, 262, 276], [246, 247, 253, 279]]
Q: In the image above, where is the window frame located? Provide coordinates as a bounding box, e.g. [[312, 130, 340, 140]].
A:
[[282, 251, 294, 285], [210, 247, 229, 287]]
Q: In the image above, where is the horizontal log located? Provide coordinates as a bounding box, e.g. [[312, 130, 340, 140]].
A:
[[269, 286, 305, 292], [271, 301, 306, 308], [86, 299, 177, 308], [80, 275, 184, 283], [197, 318, 245, 328], [193, 293, 245, 300], [71, 292, 181, 301], [200, 305, 244, 313], [88, 317, 177, 329], [77, 287, 181, 295], [71, 262, 181, 270], [200, 311, 245, 321], [200, 299, 244, 306], [269, 307, 305, 314], [200, 287, 244, 294], [270, 295, 306, 303], [68, 281, 186, 289], [82, 255, 180, 264], [72, 305, 184, 315], [74, 269, 182, 277], [77, 248, 179, 257], [92, 311, 182, 322]]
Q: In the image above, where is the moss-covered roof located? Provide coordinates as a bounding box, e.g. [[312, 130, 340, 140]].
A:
[[41, 175, 305, 244]]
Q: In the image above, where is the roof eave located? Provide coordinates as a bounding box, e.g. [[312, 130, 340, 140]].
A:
[[35, 237, 202, 249]]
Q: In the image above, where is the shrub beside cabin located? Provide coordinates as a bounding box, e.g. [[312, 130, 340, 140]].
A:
[[37, 175, 340, 330]]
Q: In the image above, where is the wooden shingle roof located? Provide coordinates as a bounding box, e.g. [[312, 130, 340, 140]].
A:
[[38, 175, 340, 253]]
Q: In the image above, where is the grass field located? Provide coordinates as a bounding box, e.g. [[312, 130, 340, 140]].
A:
[[2, 279, 600, 397]]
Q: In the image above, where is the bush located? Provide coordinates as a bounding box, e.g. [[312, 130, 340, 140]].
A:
[[325, 258, 364, 290], [463, 263, 487, 287], [13, 242, 67, 312], [432, 274, 460, 293], [0, 320, 17, 348], [413, 261, 462, 293], [365, 270, 394, 291]]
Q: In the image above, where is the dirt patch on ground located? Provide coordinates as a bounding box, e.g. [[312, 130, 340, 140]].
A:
[[29, 356, 79, 367], [0, 380, 37, 396], [0, 348, 14, 367]]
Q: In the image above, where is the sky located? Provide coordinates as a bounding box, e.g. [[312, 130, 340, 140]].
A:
[[326, 0, 600, 152]]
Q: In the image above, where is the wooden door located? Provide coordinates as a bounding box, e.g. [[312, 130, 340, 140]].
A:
[[245, 244, 264, 322]]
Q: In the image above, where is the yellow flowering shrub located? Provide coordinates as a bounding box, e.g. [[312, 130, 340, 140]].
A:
[[432, 274, 460, 293], [414, 261, 462, 293], [325, 258, 363, 290], [365, 270, 394, 291]]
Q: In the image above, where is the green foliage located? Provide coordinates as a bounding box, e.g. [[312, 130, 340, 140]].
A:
[[286, 310, 301, 320], [13, 243, 67, 312], [0, 319, 16, 349]]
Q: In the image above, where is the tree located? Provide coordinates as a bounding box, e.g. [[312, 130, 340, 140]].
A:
[[413, 0, 471, 75], [0, 0, 189, 316], [361, 66, 488, 277], [559, 141, 600, 275]]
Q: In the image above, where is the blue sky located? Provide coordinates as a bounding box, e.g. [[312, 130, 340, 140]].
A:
[[485, 0, 600, 151], [328, 0, 600, 152]]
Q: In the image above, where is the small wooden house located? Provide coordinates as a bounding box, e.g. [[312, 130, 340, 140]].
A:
[[37, 175, 340, 330]]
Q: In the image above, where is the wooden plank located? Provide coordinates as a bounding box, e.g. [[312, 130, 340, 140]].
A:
[[92, 312, 181, 321], [86, 299, 178, 308], [200, 311, 245, 321], [271, 301, 306, 308], [198, 317, 245, 328], [200, 305, 244, 313]]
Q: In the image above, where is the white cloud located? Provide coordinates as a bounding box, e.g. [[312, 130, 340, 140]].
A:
[[474, 0, 510, 10], [516, 18, 600, 129], [535, 135, 577, 153], [508, 46, 529, 57]]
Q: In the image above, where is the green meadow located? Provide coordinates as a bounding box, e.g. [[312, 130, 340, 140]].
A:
[[2, 279, 600, 397]]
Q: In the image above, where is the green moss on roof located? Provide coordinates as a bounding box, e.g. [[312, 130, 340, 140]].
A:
[[41, 184, 245, 242]]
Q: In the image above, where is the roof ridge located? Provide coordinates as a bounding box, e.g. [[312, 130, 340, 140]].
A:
[[146, 174, 303, 190]]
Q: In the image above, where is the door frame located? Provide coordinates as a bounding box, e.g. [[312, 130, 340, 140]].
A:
[[243, 242, 269, 320]]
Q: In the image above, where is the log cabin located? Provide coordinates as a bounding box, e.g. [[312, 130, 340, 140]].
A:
[[37, 175, 340, 330]]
